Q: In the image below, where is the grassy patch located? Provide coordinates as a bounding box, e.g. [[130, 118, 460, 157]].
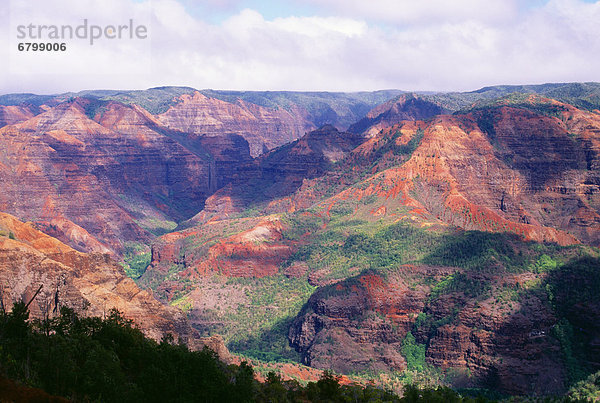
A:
[[191, 275, 317, 362], [122, 242, 151, 280], [229, 316, 302, 363], [170, 295, 193, 313], [135, 217, 178, 237]]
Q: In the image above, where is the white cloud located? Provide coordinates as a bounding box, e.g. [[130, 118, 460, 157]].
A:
[[295, 0, 520, 26], [0, 0, 598, 94], [271, 15, 367, 38]]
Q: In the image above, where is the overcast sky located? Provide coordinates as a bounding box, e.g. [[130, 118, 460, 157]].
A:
[[0, 0, 598, 94]]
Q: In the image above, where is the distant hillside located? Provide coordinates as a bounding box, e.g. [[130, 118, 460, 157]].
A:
[[425, 82, 600, 112], [0, 87, 405, 129]]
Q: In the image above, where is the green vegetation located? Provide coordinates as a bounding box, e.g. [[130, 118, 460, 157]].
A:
[[0, 228, 16, 240], [2, 287, 585, 402], [0, 303, 241, 402], [474, 109, 500, 143], [547, 256, 600, 314], [370, 127, 424, 161], [401, 332, 427, 372], [178, 274, 315, 363], [283, 212, 568, 287], [529, 254, 558, 273], [123, 252, 151, 279], [135, 216, 178, 237], [170, 295, 193, 313], [465, 93, 571, 119], [428, 272, 490, 301], [551, 319, 584, 384], [427, 82, 600, 113], [82, 98, 109, 119], [281, 213, 323, 241], [0, 93, 55, 107], [284, 219, 440, 284], [401, 384, 494, 403], [422, 231, 527, 272], [397, 128, 424, 155], [0, 302, 416, 402], [222, 275, 316, 361], [102, 86, 197, 114], [122, 242, 151, 280], [231, 316, 302, 363], [567, 370, 600, 401], [545, 256, 600, 385], [3, 83, 598, 118]]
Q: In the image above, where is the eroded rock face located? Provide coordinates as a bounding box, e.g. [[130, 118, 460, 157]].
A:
[[289, 268, 438, 374], [0, 98, 253, 255], [162, 99, 600, 285], [256, 125, 365, 194], [185, 124, 366, 225], [289, 267, 568, 395], [323, 101, 600, 247], [95, 101, 253, 194], [158, 92, 314, 157], [0, 212, 193, 343], [470, 103, 600, 245], [0, 105, 38, 127], [147, 217, 292, 288], [348, 93, 447, 136]]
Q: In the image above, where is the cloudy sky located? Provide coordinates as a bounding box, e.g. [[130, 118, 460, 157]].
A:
[[0, 0, 598, 94]]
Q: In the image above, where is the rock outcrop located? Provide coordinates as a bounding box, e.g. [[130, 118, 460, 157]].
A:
[[148, 216, 292, 282], [289, 266, 568, 395], [0, 212, 193, 343], [348, 93, 447, 136], [158, 92, 313, 157], [148, 125, 366, 276], [147, 99, 600, 329], [289, 267, 441, 374], [0, 105, 38, 127]]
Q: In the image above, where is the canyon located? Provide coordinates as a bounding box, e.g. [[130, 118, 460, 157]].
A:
[[1, 83, 600, 396]]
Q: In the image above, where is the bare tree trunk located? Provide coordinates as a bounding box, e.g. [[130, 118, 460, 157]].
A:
[[24, 284, 43, 310], [0, 284, 5, 314]]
